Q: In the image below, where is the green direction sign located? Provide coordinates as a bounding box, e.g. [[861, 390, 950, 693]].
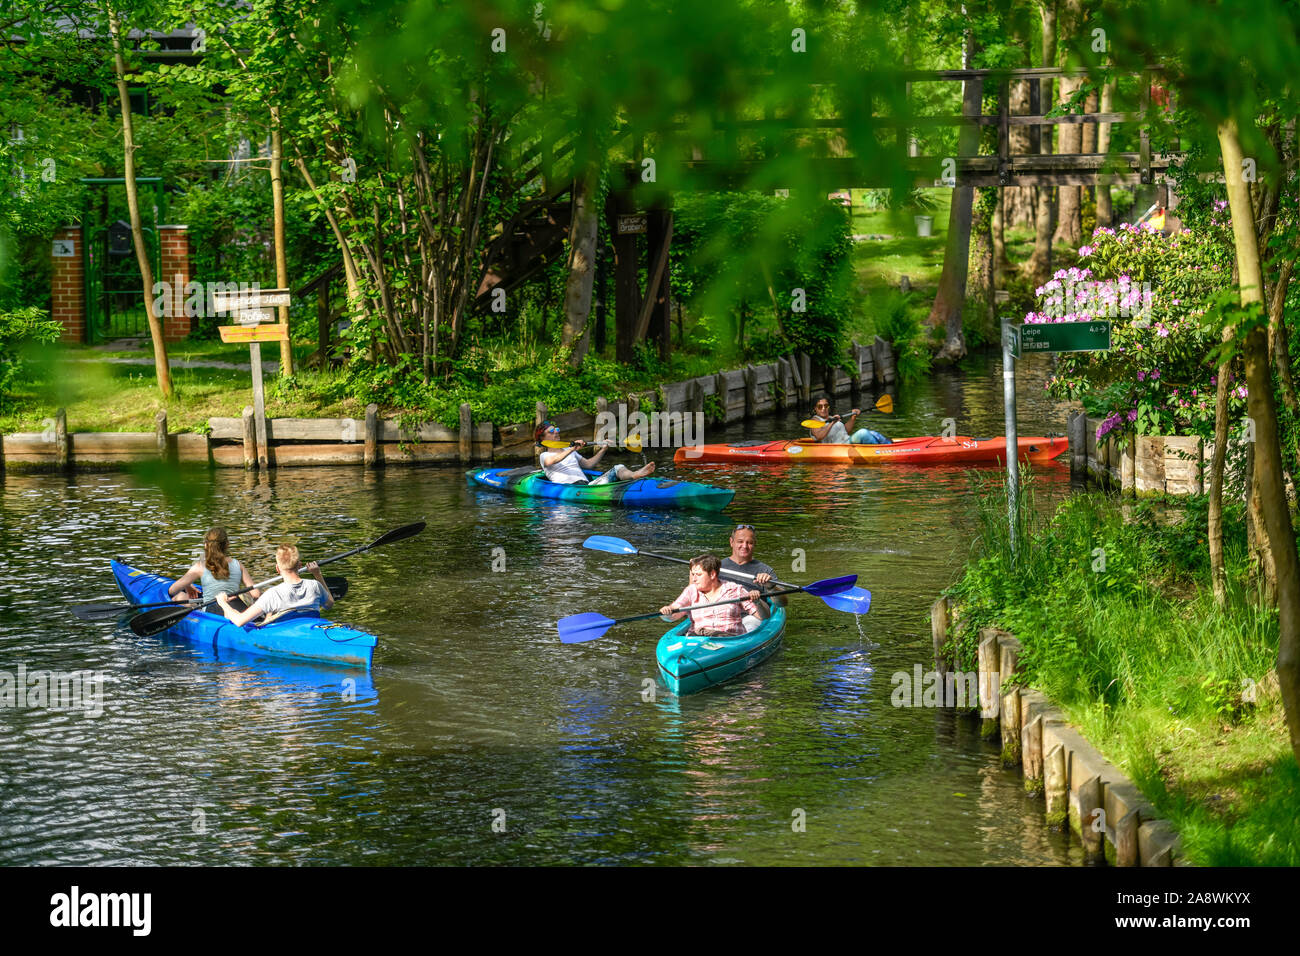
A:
[[1011, 321, 1111, 358]]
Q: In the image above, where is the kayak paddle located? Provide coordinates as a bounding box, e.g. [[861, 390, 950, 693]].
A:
[[582, 535, 870, 611], [73, 576, 350, 622], [128, 521, 426, 638], [540, 435, 643, 452], [559, 587, 802, 644]]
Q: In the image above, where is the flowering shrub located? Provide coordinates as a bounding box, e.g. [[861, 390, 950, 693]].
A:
[[1031, 212, 1247, 441]]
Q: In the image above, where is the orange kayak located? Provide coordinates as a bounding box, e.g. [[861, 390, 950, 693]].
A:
[[673, 435, 1068, 466]]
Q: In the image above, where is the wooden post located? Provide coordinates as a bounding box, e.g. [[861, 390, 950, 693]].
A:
[[1079, 775, 1105, 864], [743, 365, 757, 420], [1044, 744, 1067, 829], [1001, 687, 1022, 767], [689, 379, 704, 421], [930, 596, 949, 675], [977, 630, 999, 736], [713, 372, 728, 424], [155, 409, 168, 462], [1116, 809, 1139, 867], [459, 403, 473, 464], [1068, 409, 1087, 478], [999, 639, 1020, 748], [1022, 714, 1044, 794], [55, 408, 69, 470], [595, 396, 608, 442], [535, 401, 547, 428], [364, 403, 379, 469], [849, 341, 863, 405], [249, 342, 269, 469], [241, 406, 256, 470], [774, 358, 789, 414], [798, 353, 811, 404], [645, 206, 673, 362]]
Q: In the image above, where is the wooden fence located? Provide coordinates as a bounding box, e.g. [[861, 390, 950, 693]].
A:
[[1, 340, 897, 471]]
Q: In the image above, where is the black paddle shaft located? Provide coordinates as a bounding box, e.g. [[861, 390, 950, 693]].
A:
[[633, 548, 810, 595], [73, 576, 350, 622]]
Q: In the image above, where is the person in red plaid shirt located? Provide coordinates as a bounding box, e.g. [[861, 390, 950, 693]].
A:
[[659, 554, 769, 638]]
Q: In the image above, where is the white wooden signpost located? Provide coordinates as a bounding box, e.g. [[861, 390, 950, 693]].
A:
[[213, 288, 291, 469]]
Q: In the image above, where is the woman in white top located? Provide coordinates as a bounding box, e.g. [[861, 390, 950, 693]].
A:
[[535, 421, 656, 485]]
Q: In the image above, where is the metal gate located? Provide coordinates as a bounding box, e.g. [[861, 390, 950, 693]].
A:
[[80, 177, 166, 345]]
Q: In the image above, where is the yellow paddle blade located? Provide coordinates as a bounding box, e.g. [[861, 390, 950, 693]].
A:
[[875, 393, 894, 413], [800, 419, 827, 430], [625, 433, 643, 453], [540, 439, 571, 449]]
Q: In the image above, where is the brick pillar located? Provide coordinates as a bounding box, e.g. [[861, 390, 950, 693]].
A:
[[51, 226, 85, 343], [158, 225, 193, 342]]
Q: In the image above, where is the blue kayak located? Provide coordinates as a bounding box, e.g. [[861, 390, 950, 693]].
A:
[[110, 560, 377, 669], [656, 604, 788, 695]]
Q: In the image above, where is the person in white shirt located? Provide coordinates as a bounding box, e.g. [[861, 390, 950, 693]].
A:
[[535, 421, 656, 485], [216, 543, 334, 626]]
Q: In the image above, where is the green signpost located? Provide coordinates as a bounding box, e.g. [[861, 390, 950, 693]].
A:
[[1010, 321, 1112, 358], [1001, 318, 1112, 565]]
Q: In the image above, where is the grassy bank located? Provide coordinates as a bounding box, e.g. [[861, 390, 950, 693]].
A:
[[945, 477, 1297, 865]]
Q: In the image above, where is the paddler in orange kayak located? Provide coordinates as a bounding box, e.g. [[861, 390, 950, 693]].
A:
[[808, 397, 890, 444]]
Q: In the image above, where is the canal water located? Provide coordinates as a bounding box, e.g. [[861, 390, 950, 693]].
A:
[[0, 352, 1085, 865]]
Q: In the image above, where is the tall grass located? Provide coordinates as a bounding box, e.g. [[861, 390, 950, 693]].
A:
[[947, 480, 1295, 864]]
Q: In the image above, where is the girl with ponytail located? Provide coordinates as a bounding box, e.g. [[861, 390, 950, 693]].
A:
[[167, 527, 260, 610]]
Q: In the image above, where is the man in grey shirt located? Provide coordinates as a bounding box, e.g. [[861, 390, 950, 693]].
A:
[[720, 525, 788, 627], [216, 543, 334, 626]]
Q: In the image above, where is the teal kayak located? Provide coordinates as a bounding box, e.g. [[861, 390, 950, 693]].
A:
[[467, 466, 734, 511], [656, 604, 787, 695], [110, 560, 377, 668]]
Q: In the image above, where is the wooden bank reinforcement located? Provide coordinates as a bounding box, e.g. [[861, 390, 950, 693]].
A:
[[932, 594, 1183, 866]]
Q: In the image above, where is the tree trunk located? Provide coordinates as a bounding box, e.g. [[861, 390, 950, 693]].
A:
[[926, 30, 979, 365], [1208, 346, 1233, 607], [1005, 79, 1035, 228], [1052, 0, 1084, 247], [560, 166, 600, 368], [1025, 0, 1057, 283], [107, 8, 172, 398], [993, 191, 1011, 278], [270, 107, 294, 376], [1096, 79, 1115, 227], [969, 188, 995, 334], [1219, 116, 1300, 766], [1052, 78, 1083, 246]]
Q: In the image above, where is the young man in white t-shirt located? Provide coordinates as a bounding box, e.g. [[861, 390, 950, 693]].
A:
[[535, 421, 656, 485], [215, 544, 334, 626]]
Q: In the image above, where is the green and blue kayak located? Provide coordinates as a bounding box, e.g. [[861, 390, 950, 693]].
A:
[[656, 604, 788, 695], [467, 466, 734, 511]]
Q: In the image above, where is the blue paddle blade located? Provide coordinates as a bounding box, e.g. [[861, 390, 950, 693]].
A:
[[820, 587, 872, 614], [582, 535, 638, 555], [557, 611, 617, 644], [802, 574, 857, 597]]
